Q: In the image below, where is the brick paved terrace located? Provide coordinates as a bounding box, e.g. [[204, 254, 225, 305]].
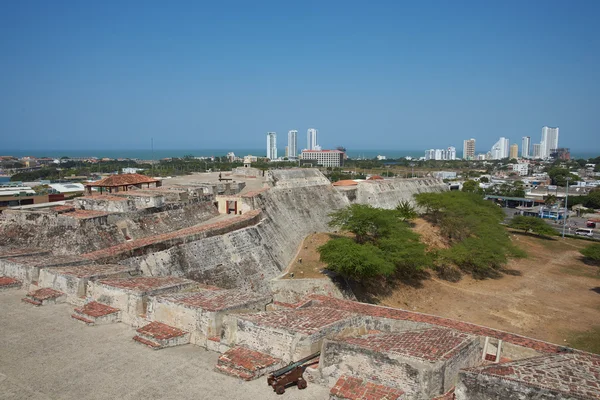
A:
[[307, 295, 567, 354], [159, 289, 270, 312], [458, 352, 600, 400], [0, 247, 51, 259], [239, 307, 357, 336], [329, 375, 405, 400], [340, 328, 476, 362], [97, 276, 194, 294]]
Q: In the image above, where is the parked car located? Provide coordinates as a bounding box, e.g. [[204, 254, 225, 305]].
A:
[[575, 228, 594, 237], [586, 221, 597, 228]]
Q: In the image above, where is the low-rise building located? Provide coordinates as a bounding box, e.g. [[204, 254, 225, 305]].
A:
[[300, 150, 345, 167]]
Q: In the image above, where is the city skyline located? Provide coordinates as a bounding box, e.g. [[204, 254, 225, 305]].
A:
[[0, 2, 598, 152]]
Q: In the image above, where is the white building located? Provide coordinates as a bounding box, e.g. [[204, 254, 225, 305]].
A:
[[511, 163, 529, 176], [521, 136, 531, 158], [48, 183, 85, 194], [532, 143, 542, 159], [307, 128, 318, 150], [447, 146, 456, 160], [300, 150, 344, 167], [491, 137, 509, 160], [463, 139, 475, 160], [425, 147, 456, 161], [266, 132, 277, 160], [540, 126, 559, 159], [376, 155, 387, 160], [287, 130, 298, 159], [122, 167, 144, 174]]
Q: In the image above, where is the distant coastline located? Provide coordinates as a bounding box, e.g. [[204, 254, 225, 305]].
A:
[[1, 149, 598, 160]]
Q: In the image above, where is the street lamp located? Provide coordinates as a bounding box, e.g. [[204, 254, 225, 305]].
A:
[[561, 177, 571, 238]]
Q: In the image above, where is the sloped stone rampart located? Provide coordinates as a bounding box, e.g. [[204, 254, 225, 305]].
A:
[[353, 178, 447, 209], [123, 181, 349, 292], [266, 168, 332, 188], [83, 211, 262, 263]]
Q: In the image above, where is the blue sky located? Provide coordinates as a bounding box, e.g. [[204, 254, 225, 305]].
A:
[[1, 0, 599, 153]]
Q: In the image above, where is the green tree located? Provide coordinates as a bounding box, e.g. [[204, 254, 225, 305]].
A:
[[479, 176, 489, 183], [545, 195, 558, 207], [546, 167, 579, 186], [395, 200, 418, 222], [318, 238, 395, 279], [580, 243, 600, 265], [415, 191, 523, 278], [327, 204, 395, 244], [508, 216, 556, 237], [462, 180, 481, 193]]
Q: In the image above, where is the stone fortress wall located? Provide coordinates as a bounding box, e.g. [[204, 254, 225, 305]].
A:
[[1, 169, 598, 399]]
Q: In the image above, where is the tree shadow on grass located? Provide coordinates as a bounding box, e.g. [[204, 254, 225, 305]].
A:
[[508, 230, 558, 241], [347, 270, 431, 304]]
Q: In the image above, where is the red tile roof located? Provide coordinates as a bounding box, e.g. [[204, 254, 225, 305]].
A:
[[333, 180, 358, 186], [85, 173, 159, 187]]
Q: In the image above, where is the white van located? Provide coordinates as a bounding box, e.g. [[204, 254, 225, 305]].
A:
[[575, 228, 594, 237]]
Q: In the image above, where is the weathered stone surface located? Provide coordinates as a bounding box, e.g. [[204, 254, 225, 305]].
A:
[[22, 288, 66, 306], [133, 321, 190, 349], [0, 254, 88, 284], [329, 375, 406, 400], [456, 352, 600, 400], [38, 263, 140, 300], [0, 276, 21, 290], [87, 276, 197, 324], [215, 346, 282, 381], [353, 178, 447, 209], [148, 288, 271, 348], [320, 329, 481, 398]]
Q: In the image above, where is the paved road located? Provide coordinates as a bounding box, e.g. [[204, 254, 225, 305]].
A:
[[0, 290, 330, 400], [502, 207, 600, 241]]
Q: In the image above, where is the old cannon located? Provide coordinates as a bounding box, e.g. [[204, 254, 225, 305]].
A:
[[267, 352, 320, 395]]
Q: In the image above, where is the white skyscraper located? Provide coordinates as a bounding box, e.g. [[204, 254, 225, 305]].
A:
[[532, 143, 542, 159], [540, 126, 559, 159], [491, 137, 509, 160], [521, 136, 531, 158], [307, 128, 318, 150], [447, 146, 456, 160], [266, 132, 277, 160], [287, 130, 298, 158]]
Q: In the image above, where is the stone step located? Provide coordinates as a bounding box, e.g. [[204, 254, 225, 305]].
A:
[[72, 301, 121, 325], [21, 288, 66, 306], [133, 321, 190, 350], [0, 276, 21, 290], [215, 346, 282, 381], [329, 375, 406, 400]]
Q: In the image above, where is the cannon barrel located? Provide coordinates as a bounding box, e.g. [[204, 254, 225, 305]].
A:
[[271, 352, 320, 378]]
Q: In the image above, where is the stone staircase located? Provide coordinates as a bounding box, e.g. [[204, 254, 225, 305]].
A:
[[133, 321, 190, 350], [0, 276, 21, 290], [21, 288, 66, 306], [215, 346, 282, 381], [72, 301, 122, 325]]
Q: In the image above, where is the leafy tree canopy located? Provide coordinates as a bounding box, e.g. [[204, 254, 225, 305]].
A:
[[508, 215, 556, 237]]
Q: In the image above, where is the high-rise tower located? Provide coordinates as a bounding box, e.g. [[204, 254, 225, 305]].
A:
[[307, 128, 318, 150], [521, 136, 531, 158], [463, 138, 475, 160], [266, 132, 277, 160], [540, 126, 559, 159], [287, 130, 298, 158]]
